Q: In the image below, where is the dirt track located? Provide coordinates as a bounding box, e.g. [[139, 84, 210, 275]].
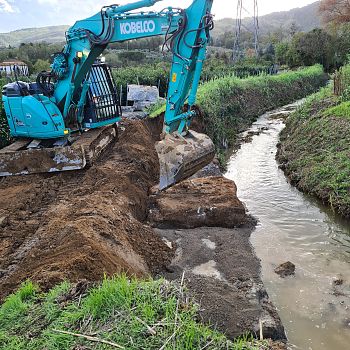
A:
[[0, 120, 172, 299]]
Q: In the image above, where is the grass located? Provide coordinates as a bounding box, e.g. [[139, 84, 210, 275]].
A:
[[278, 83, 350, 218], [0, 276, 270, 350], [150, 65, 327, 154]]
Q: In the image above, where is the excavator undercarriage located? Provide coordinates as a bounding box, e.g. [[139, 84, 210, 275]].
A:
[[0, 125, 117, 177]]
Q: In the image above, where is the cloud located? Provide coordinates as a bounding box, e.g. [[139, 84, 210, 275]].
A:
[[0, 0, 14, 13]]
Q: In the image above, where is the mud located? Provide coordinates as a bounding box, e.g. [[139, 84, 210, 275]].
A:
[[0, 120, 172, 299], [149, 177, 247, 229], [158, 226, 286, 341]]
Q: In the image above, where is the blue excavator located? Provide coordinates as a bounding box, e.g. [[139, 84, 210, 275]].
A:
[[0, 0, 215, 189]]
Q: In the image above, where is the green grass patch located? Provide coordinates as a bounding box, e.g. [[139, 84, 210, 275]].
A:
[[0, 276, 268, 350], [278, 83, 350, 217], [324, 101, 350, 120]]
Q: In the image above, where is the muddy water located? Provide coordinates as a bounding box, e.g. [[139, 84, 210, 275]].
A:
[[225, 102, 350, 350]]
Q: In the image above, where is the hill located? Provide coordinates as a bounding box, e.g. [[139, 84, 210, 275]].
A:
[[0, 2, 321, 48], [213, 1, 321, 38], [0, 25, 68, 47]]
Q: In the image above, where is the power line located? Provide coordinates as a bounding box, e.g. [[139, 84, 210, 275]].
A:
[[233, 0, 259, 62]]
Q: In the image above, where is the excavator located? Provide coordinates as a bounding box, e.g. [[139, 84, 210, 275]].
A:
[[0, 0, 215, 190]]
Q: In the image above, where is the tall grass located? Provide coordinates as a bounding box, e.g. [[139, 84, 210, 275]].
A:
[[196, 65, 327, 149], [150, 65, 327, 152]]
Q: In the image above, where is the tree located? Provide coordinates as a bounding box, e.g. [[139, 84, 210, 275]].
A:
[[283, 29, 337, 70], [262, 43, 275, 62], [319, 0, 350, 24], [289, 22, 300, 37], [33, 59, 50, 73], [118, 51, 146, 64], [275, 42, 290, 65]]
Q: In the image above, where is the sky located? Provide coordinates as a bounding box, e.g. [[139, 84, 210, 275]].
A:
[[0, 0, 318, 32]]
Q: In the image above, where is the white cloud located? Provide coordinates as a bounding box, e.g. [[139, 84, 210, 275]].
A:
[[0, 0, 14, 13]]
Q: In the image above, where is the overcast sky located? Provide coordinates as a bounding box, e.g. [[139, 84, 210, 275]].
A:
[[0, 0, 318, 32]]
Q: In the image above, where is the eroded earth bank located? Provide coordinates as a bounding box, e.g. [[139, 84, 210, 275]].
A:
[[0, 117, 286, 346]]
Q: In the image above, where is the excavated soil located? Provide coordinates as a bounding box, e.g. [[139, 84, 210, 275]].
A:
[[149, 176, 247, 229], [0, 120, 172, 300]]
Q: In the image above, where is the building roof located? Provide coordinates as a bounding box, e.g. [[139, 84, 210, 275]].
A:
[[0, 60, 27, 66]]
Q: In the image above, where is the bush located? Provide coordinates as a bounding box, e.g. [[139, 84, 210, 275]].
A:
[[112, 59, 276, 102]]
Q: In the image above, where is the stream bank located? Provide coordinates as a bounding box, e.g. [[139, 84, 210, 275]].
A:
[[277, 86, 350, 218]]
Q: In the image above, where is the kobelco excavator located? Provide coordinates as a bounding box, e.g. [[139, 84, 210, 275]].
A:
[[0, 0, 215, 189]]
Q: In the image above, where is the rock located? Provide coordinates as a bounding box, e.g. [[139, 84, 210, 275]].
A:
[[332, 274, 344, 286], [25, 219, 40, 228], [274, 261, 295, 277], [0, 216, 8, 227], [127, 84, 159, 104], [149, 177, 247, 229], [268, 111, 291, 120]]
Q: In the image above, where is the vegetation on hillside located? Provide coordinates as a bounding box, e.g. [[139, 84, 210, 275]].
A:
[[0, 26, 68, 47], [0, 276, 269, 350], [278, 67, 350, 218]]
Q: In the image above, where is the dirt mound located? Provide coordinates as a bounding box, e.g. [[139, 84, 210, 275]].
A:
[[0, 121, 172, 300], [148, 176, 247, 229]]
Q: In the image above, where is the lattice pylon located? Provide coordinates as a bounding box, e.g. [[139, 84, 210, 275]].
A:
[[233, 0, 260, 62]]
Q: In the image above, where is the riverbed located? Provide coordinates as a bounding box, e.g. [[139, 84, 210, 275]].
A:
[[225, 102, 350, 350]]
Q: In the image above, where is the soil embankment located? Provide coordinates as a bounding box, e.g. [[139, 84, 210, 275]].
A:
[[0, 120, 172, 299], [196, 65, 328, 151], [277, 87, 350, 218]]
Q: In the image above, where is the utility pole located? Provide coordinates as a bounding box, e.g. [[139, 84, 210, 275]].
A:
[[233, 0, 260, 62]]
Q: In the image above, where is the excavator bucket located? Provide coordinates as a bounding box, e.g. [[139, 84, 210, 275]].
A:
[[0, 125, 117, 177], [156, 130, 215, 190]]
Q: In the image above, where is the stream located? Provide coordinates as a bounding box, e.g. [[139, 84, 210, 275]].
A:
[[224, 101, 350, 350]]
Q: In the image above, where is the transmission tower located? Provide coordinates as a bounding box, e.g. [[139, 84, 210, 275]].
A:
[[233, 0, 259, 62]]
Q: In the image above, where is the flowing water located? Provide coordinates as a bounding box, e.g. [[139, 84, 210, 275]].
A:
[[225, 101, 350, 350]]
